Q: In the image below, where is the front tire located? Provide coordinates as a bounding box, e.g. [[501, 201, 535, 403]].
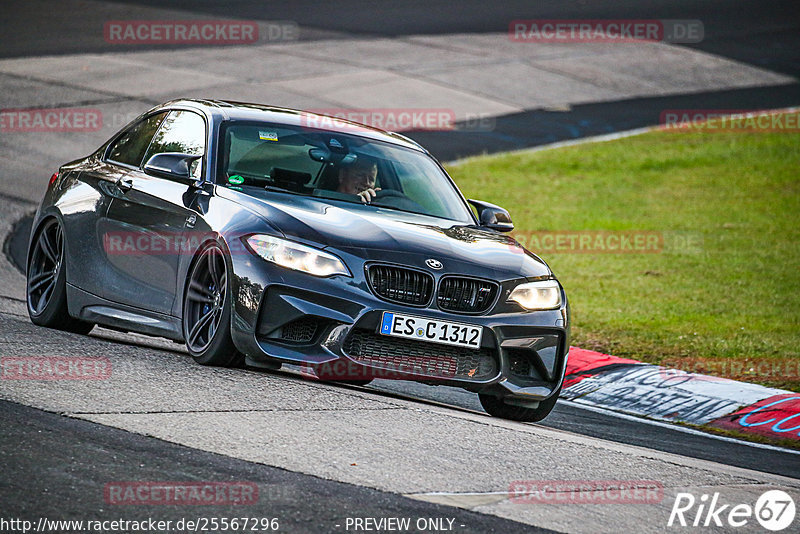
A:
[[183, 242, 243, 367], [27, 218, 94, 335], [479, 389, 561, 422]]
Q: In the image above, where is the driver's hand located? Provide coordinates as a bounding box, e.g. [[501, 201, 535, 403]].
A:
[[357, 187, 381, 203]]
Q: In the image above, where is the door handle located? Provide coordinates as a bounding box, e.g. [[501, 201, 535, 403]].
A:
[[116, 178, 133, 193]]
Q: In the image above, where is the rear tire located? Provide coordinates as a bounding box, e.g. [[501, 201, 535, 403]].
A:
[[183, 242, 243, 367], [479, 389, 560, 422], [27, 218, 94, 335]]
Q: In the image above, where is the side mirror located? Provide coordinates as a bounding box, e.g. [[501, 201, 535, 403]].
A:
[[468, 199, 514, 232], [143, 153, 202, 183]]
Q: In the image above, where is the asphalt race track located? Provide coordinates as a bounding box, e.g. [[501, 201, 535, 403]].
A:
[[1, 1, 799, 532], [4, 212, 800, 478]]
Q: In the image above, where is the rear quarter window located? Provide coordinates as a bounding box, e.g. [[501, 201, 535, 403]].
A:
[[106, 112, 168, 167]]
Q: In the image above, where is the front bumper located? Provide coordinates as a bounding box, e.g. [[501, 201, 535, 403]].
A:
[[228, 250, 570, 402]]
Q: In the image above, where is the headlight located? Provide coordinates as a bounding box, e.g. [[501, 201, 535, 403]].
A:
[[245, 235, 350, 277], [508, 280, 562, 310]]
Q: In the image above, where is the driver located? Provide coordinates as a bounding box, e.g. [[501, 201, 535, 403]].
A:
[[337, 157, 380, 203]]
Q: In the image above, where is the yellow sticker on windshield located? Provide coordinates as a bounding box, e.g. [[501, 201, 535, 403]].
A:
[[259, 131, 278, 141]]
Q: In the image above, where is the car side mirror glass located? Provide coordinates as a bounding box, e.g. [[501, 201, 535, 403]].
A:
[[143, 152, 202, 184], [468, 199, 514, 232]]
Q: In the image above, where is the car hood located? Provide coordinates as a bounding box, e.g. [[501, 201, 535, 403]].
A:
[[229, 191, 552, 280]]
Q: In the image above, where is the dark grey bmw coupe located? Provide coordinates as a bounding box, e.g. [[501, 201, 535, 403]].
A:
[[27, 99, 569, 421]]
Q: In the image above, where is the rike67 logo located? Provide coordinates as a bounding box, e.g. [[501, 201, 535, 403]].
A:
[[668, 490, 796, 531]]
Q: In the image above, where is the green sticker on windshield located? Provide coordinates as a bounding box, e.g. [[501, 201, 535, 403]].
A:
[[228, 174, 245, 185]]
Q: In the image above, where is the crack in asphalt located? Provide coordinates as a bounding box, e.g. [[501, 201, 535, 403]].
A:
[[0, 70, 160, 106], [67, 407, 407, 415], [0, 191, 36, 206]]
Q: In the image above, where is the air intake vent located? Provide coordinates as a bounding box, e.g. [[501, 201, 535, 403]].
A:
[[437, 277, 498, 313], [367, 264, 434, 306], [344, 330, 498, 380], [279, 317, 319, 343]]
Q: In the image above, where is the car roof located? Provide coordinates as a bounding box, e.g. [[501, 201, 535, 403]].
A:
[[158, 99, 428, 154]]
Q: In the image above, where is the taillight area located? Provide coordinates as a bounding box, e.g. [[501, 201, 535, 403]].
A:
[[48, 172, 59, 187]]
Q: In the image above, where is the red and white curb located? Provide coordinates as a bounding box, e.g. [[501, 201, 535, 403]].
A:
[[562, 347, 799, 443]]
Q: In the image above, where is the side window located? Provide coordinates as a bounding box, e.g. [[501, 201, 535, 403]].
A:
[[106, 112, 168, 167], [143, 111, 206, 179]]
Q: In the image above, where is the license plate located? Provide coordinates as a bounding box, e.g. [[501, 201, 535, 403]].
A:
[[378, 312, 483, 349]]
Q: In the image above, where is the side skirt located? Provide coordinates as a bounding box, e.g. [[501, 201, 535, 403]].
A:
[[66, 284, 184, 342]]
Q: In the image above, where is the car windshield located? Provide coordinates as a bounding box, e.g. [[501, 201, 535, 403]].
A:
[[218, 121, 475, 223]]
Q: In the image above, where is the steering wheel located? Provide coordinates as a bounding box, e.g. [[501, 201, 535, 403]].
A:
[[374, 189, 408, 200], [371, 189, 425, 212]]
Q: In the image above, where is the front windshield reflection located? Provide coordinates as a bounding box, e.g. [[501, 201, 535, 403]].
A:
[[218, 122, 474, 224]]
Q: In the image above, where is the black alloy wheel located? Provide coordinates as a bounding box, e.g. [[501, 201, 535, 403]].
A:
[[183, 242, 243, 366], [27, 218, 94, 334]]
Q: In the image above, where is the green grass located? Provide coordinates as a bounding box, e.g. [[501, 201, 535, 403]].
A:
[[447, 122, 800, 391]]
